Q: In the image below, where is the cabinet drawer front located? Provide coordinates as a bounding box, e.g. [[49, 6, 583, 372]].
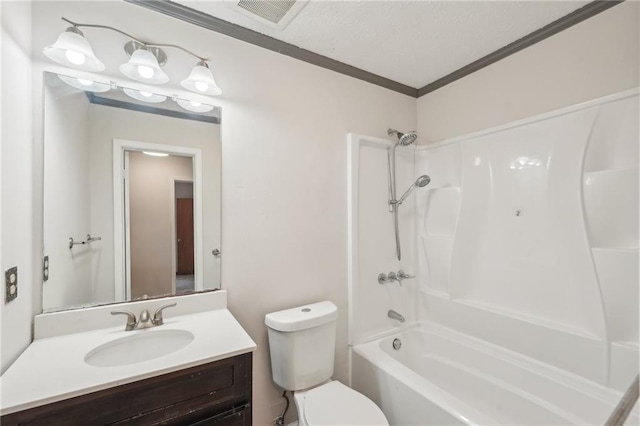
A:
[[189, 404, 249, 426], [1, 353, 251, 426]]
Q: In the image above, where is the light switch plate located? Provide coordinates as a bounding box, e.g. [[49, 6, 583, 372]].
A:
[[5, 266, 18, 303]]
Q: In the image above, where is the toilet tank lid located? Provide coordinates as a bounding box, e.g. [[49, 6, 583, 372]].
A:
[[265, 301, 338, 332]]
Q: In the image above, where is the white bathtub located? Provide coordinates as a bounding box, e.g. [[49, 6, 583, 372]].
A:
[[351, 323, 638, 425]]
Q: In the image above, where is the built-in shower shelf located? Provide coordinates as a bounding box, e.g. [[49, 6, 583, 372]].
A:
[[583, 168, 639, 176], [612, 341, 639, 350], [421, 289, 451, 299]]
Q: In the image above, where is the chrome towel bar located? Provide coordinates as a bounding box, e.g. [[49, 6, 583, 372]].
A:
[[69, 234, 102, 249]]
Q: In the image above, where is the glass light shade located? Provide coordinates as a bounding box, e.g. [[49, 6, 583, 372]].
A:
[[176, 98, 214, 113], [123, 88, 167, 103], [58, 75, 110, 92], [180, 63, 222, 96], [43, 28, 105, 72], [119, 49, 169, 84]]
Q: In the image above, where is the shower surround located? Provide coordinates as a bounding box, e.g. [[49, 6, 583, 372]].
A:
[[347, 89, 639, 424]]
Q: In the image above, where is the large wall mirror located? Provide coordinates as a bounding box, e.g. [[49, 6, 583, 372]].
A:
[[42, 71, 222, 312]]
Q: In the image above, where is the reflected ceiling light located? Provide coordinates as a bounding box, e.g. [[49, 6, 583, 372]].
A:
[[43, 26, 105, 72], [45, 17, 221, 93], [143, 151, 169, 157], [176, 98, 214, 113], [181, 61, 222, 96], [120, 45, 169, 84], [57, 74, 110, 92], [123, 87, 167, 103]]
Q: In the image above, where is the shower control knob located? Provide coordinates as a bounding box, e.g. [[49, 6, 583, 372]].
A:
[[379, 271, 404, 285], [397, 270, 415, 282], [388, 271, 400, 285]]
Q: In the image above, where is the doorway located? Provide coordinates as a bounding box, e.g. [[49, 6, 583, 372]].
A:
[[113, 139, 204, 301]]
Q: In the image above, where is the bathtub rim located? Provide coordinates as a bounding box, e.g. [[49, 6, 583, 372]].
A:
[[351, 320, 636, 425]]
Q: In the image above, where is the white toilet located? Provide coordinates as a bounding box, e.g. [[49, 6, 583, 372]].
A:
[[265, 301, 388, 426]]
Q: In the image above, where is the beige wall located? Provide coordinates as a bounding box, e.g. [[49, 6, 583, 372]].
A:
[[417, 2, 640, 144], [1, 1, 36, 374], [129, 152, 193, 299]]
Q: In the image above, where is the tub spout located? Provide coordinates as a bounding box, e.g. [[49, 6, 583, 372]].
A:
[[388, 310, 405, 323]]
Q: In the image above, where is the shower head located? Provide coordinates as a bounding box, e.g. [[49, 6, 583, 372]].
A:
[[397, 175, 431, 205], [415, 175, 431, 187], [388, 129, 418, 146]]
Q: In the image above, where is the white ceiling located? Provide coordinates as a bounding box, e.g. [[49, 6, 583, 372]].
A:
[[178, 0, 589, 88]]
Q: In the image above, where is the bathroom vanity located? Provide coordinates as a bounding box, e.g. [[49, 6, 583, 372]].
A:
[[0, 353, 252, 425], [0, 291, 256, 426]]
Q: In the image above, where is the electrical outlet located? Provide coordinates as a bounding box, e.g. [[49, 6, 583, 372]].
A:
[[5, 266, 18, 303], [43, 256, 50, 282]]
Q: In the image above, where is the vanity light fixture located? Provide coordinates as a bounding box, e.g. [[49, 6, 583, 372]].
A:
[[120, 43, 169, 84], [181, 61, 222, 96], [176, 98, 215, 113], [123, 88, 167, 103], [45, 18, 222, 95], [57, 74, 111, 92], [43, 26, 105, 71]]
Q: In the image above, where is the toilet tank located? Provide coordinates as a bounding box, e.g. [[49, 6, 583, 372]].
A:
[[265, 301, 338, 391]]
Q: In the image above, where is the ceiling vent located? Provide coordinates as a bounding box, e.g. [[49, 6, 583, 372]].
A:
[[225, 0, 309, 30]]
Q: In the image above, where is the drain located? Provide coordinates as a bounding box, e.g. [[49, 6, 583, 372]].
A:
[[392, 338, 402, 350]]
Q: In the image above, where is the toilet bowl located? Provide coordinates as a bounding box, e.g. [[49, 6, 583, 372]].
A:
[[265, 301, 388, 426], [293, 380, 388, 426]]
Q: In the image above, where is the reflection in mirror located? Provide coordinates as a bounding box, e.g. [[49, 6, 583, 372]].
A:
[[42, 71, 221, 312]]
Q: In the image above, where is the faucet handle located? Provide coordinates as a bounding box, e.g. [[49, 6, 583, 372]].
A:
[[152, 302, 177, 326], [111, 310, 137, 331], [388, 271, 401, 286], [397, 270, 415, 281]]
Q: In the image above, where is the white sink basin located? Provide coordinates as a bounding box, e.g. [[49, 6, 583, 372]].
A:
[[84, 329, 195, 367]]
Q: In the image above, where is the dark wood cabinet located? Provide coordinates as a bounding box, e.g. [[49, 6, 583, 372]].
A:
[[1, 352, 252, 426]]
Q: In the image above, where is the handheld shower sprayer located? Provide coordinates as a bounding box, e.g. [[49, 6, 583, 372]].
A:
[[397, 175, 431, 205]]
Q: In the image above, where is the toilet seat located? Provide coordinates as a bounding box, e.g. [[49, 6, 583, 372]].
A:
[[300, 381, 388, 425]]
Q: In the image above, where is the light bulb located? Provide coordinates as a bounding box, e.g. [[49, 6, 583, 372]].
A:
[[77, 78, 93, 86], [139, 91, 153, 97], [194, 81, 209, 92], [143, 151, 169, 157], [137, 65, 154, 79], [190, 101, 201, 107], [65, 50, 86, 65]]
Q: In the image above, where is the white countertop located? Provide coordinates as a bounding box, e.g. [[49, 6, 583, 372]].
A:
[[0, 308, 256, 415]]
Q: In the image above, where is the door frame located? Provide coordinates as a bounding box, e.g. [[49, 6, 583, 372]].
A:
[[170, 176, 194, 294], [113, 139, 204, 301]]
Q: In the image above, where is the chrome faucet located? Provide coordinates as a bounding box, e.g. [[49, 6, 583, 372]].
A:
[[379, 270, 415, 285], [388, 310, 405, 323], [111, 302, 177, 331], [152, 302, 177, 326], [397, 270, 414, 283]]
